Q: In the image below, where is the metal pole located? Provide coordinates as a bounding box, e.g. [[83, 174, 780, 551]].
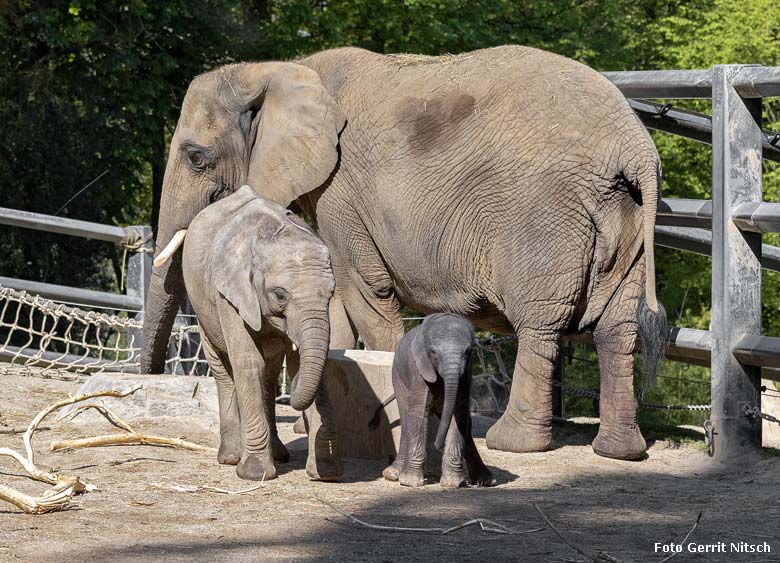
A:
[[710, 65, 763, 461], [125, 225, 153, 364]]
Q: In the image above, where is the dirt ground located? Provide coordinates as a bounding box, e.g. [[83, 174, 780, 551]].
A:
[[1, 372, 779, 563]]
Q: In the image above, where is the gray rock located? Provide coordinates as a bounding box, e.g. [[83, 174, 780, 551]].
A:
[[62, 373, 218, 427]]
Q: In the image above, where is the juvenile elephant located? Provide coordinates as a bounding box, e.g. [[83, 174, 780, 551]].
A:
[[182, 186, 341, 481], [383, 314, 494, 488], [143, 45, 666, 461]]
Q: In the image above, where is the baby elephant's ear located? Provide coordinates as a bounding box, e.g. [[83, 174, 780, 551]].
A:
[[411, 329, 437, 383], [213, 214, 263, 332]]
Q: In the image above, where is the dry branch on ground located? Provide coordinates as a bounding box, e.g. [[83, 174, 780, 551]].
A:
[[0, 383, 214, 514]]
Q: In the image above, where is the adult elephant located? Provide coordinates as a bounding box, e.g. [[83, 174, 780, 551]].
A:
[[141, 46, 666, 460]]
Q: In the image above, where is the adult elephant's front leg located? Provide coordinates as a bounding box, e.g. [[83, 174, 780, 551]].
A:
[[486, 332, 558, 453], [591, 263, 647, 460]]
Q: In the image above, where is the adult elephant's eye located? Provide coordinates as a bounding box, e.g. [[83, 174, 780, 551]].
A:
[[181, 141, 214, 171], [271, 288, 289, 310]]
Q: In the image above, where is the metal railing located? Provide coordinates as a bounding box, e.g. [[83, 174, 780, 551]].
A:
[[0, 207, 153, 311], [605, 64, 780, 461]]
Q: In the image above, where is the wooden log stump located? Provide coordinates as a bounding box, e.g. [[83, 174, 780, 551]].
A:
[[324, 350, 398, 460]]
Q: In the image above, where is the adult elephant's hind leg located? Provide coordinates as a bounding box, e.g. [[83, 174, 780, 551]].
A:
[[591, 262, 647, 460], [486, 331, 559, 453]]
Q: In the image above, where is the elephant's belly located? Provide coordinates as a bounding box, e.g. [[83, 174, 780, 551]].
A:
[[392, 276, 514, 334]]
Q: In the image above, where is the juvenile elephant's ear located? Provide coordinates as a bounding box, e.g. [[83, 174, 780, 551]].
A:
[[238, 63, 346, 207], [212, 210, 265, 332], [411, 329, 437, 384]]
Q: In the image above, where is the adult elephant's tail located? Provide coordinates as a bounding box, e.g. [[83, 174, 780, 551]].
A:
[[637, 162, 661, 313], [635, 161, 666, 386]]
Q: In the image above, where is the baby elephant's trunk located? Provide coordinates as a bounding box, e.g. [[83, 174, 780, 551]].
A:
[[289, 311, 331, 411], [434, 370, 460, 450]]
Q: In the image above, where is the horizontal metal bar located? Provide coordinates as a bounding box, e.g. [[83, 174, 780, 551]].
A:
[[655, 226, 780, 272], [733, 335, 780, 369], [731, 202, 780, 233], [0, 207, 130, 243], [0, 277, 143, 311], [733, 66, 780, 98], [666, 327, 711, 365], [657, 198, 712, 228], [629, 99, 780, 162], [603, 69, 713, 98]]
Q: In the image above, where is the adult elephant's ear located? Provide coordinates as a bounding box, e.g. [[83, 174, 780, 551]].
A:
[[238, 63, 346, 207]]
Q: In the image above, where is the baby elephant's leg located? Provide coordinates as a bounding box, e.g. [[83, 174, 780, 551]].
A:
[[202, 336, 241, 465], [262, 352, 290, 463], [463, 425, 495, 487], [397, 389, 429, 488], [439, 409, 467, 489], [441, 397, 495, 488]]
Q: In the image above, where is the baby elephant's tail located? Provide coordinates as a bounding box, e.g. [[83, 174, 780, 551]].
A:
[[637, 292, 667, 387], [368, 394, 396, 430]]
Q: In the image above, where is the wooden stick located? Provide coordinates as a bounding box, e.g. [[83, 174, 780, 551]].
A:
[[0, 385, 141, 514], [533, 504, 621, 563], [660, 512, 702, 563], [27, 384, 142, 462], [0, 482, 76, 515], [63, 403, 136, 433], [318, 497, 546, 536], [50, 432, 216, 453]]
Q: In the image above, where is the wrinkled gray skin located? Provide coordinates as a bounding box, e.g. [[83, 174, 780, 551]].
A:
[[383, 314, 494, 488], [182, 186, 340, 481], [142, 45, 665, 461]]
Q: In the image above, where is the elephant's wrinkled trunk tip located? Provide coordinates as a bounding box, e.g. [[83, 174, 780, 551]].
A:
[[153, 229, 188, 268], [434, 374, 459, 451]]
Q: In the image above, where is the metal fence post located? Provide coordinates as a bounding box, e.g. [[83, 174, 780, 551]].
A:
[[126, 225, 153, 361], [711, 65, 764, 460]]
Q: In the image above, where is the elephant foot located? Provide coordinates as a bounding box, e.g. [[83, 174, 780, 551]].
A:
[[382, 460, 401, 482], [439, 471, 466, 489], [306, 440, 343, 482], [485, 413, 551, 453], [399, 469, 425, 488], [293, 415, 307, 435], [271, 435, 290, 463], [236, 452, 277, 481], [217, 435, 242, 465], [592, 424, 647, 460], [467, 464, 496, 487]]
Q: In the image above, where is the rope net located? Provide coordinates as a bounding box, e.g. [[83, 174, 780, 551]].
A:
[[0, 286, 209, 377]]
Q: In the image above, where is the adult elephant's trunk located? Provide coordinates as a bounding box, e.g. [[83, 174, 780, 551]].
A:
[[434, 367, 460, 450], [289, 310, 331, 411], [140, 227, 187, 374]]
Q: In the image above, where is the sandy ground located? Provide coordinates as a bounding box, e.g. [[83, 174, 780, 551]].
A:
[[1, 372, 779, 563]]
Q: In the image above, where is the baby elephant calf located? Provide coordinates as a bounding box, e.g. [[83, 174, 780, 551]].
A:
[[383, 313, 495, 488]]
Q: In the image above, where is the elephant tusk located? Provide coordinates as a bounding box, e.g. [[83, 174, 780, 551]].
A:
[[291, 343, 298, 352], [153, 229, 188, 268]]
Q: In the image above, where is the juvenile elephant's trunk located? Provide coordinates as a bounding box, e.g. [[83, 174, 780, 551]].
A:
[[434, 367, 460, 450], [290, 311, 331, 411]]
